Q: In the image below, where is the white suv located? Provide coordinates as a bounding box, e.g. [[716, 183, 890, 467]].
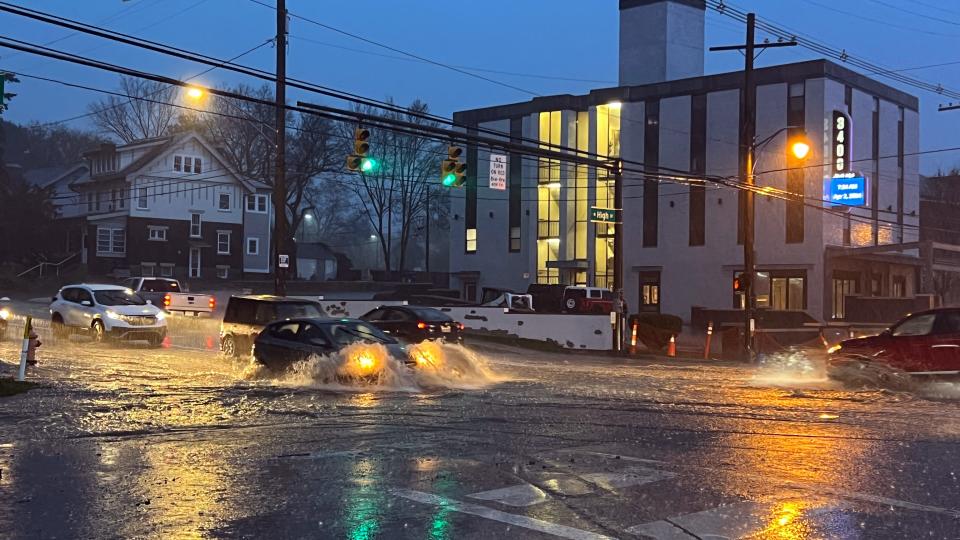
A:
[[50, 284, 167, 346]]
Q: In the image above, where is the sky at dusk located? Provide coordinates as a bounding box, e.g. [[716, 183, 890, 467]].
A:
[[2, 0, 958, 173]]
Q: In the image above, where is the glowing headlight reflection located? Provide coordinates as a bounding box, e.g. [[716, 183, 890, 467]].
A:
[[408, 341, 445, 369], [826, 344, 842, 354], [106, 310, 120, 320], [0, 308, 10, 320], [155, 311, 166, 321]]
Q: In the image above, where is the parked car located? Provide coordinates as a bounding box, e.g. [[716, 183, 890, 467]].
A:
[[220, 295, 326, 357], [360, 306, 464, 343], [121, 277, 215, 316], [562, 286, 614, 314], [50, 284, 167, 346], [253, 317, 408, 376], [0, 297, 12, 341], [828, 308, 960, 376]]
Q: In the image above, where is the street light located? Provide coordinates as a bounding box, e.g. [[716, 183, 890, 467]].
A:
[[791, 140, 811, 160], [186, 87, 204, 100]]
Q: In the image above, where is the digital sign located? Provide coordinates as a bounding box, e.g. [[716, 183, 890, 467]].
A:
[[832, 111, 851, 175], [823, 174, 867, 207]]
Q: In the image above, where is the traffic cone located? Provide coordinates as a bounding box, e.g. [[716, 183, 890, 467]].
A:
[[629, 321, 638, 355], [667, 335, 677, 358]]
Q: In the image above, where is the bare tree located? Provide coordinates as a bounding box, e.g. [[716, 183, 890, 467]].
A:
[[88, 77, 179, 143], [346, 99, 442, 273]]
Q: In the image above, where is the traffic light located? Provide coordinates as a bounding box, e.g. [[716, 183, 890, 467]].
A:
[[441, 145, 466, 187], [346, 127, 378, 173], [733, 275, 748, 293]]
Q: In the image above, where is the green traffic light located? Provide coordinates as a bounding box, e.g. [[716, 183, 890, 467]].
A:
[[360, 157, 378, 173], [442, 173, 456, 186]]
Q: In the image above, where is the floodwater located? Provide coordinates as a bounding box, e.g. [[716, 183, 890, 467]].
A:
[[1, 314, 959, 538]]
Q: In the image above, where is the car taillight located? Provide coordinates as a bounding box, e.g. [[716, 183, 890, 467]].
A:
[[417, 322, 426, 329], [163, 293, 171, 307], [457, 323, 464, 331], [208, 297, 216, 309]]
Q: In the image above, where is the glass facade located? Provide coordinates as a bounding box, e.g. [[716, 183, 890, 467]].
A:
[[537, 111, 562, 284], [594, 103, 621, 289]]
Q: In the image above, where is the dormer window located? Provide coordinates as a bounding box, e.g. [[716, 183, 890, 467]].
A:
[[174, 154, 202, 174]]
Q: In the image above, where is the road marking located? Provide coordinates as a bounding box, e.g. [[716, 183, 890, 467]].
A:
[[626, 501, 775, 539], [467, 483, 550, 507], [576, 451, 666, 465], [391, 488, 615, 540], [579, 468, 675, 490]]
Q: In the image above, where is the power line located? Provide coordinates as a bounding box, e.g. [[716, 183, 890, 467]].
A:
[[245, 0, 540, 97], [864, 0, 960, 27], [801, 0, 960, 37]]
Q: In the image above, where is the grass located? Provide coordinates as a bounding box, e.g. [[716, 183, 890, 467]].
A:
[[0, 378, 38, 397]]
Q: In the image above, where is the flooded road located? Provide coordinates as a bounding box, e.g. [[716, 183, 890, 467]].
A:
[[1, 317, 959, 538]]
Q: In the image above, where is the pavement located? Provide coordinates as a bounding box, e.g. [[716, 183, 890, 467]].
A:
[[1, 316, 959, 539]]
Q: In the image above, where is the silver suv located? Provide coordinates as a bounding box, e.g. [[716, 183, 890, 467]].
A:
[[50, 284, 167, 346]]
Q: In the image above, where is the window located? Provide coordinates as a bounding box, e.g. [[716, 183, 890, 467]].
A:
[[141, 263, 156, 277], [466, 228, 477, 253], [183, 157, 193, 173], [736, 271, 806, 311], [893, 275, 907, 298], [509, 226, 521, 252], [96, 227, 125, 255], [271, 322, 301, 341], [137, 187, 148, 209], [300, 323, 331, 347], [190, 213, 202, 238], [216, 265, 229, 279], [537, 110, 562, 284], [892, 313, 936, 337], [86, 192, 94, 212], [193, 158, 202, 173], [174, 155, 182, 172], [173, 154, 202, 174], [160, 263, 174, 277], [148, 226, 168, 242], [246, 237, 260, 255], [246, 194, 268, 213], [639, 271, 661, 312], [832, 272, 859, 319], [218, 193, 231, 211], [217, 231, 231, 254]]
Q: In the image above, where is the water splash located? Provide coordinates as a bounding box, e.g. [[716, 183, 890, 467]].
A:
[[750, 350, 840, 390]]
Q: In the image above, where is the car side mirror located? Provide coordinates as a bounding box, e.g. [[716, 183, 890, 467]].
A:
[[81, 300, 92, 307]]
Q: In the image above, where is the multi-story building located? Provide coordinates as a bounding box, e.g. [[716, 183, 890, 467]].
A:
[[54, 132, 273, 280], [450, 0, 923, 323]]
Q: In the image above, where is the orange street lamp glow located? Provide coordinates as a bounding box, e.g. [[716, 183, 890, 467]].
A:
[[791, 140, 811, 160]]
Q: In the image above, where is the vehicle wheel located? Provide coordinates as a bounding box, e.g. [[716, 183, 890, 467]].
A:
[[91, 320, 107, 344], [564, 298, 577, 311], [147, 335, 163, 348], [222, 335, 238, 357], [52, 315, 69, 340]]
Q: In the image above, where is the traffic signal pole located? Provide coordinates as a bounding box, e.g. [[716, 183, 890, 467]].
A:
[[273, 0, 288, 296]]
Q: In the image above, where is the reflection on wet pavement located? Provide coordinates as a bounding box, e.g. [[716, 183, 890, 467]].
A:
[[1, 325, 960, 538]]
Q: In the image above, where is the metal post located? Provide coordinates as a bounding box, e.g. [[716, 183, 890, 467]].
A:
[[17, 316, 31, 381], [740, 13, 757, 362], [425, 185, 431, 274], [273, 0, 288, 296], [613, 159, 624, 354]]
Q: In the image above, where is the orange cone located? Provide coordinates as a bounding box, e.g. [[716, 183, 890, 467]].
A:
[[629, 321, 639, 355], [667, 335, 677, 358]]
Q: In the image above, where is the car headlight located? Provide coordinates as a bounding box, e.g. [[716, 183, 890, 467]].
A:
[[0, 308, 10, 320], [106, 310, 120, 320], [155, 311, 166, 321], [827, 344, 842, 354]]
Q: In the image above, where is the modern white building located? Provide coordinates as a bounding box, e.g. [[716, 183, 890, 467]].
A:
[[449, 0, 922, 324]]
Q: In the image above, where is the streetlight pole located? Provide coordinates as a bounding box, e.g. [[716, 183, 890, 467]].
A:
[[273, 0, 288, 296], [613, 159, 624, 354], [710, 12, 796, 361]]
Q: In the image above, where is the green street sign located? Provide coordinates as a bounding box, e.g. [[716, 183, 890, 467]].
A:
[[589, 206, 621, 223]]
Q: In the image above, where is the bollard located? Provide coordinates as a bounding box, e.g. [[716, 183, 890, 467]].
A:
[[703, 321, 714, 360], [17, 316, 31, 382], [667, 334, 677, 358], [819, 329, 829, 349], [629, 320, 638, 355], [27, 327, 40, 365]]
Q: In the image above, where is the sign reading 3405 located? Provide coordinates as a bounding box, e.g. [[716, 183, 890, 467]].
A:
[[832, 110, 851, 175]]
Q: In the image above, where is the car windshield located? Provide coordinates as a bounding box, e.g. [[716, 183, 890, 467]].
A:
[[329, 321, 394, 345], [410, 308, 451, 322], [275, 302, 324, 319], [140, 279, 179, 293], [94, 289, 147, 306]]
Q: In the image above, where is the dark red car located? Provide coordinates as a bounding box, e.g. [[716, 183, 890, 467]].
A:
[[828, 308, 960, 376]]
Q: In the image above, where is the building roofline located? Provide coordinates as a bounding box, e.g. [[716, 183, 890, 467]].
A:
[[453, 59, 919, 124]]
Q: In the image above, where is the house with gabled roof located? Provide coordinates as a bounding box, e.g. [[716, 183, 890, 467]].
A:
[[61, 131, 274, 280]]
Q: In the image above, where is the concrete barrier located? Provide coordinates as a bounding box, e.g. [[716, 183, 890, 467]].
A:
[[299, 298, 613, 351]]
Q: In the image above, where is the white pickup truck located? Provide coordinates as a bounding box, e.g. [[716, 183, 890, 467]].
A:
[[121, 277, 216, 316]]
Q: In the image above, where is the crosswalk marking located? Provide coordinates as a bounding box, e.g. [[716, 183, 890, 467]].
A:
[[467, 483, 549, 507], [392, 488, 616, 540], [627, 501, 774, 539], [579, 468, 675, 490]]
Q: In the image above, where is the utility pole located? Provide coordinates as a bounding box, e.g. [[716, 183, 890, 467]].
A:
[[613, 159, 624, 354], [710, 13, 796, 361], [425, 185, 431, 274], [273, 0, 288, 296], [939, 103, 960, 112]]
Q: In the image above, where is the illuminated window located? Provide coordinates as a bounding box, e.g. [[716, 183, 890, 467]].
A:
[[575, 111, 589, 261], [594, 104, 621, 288], [537, 111, 561, 284], [465, 228, 477, 253]]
